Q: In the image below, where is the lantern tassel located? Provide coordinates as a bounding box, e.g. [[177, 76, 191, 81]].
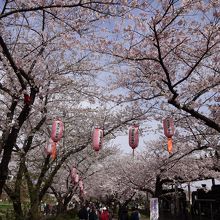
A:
[[52, 142, 57, 160], [167, 138, 172, 154], [132, 149, 134, 157]]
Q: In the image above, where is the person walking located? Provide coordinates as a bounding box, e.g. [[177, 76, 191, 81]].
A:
[[78, 205, 88, 220], [118, 205, 128, 220], [89, 206, 98, 220], [100, 207, 110, 220], [130, 207, 140, 220]]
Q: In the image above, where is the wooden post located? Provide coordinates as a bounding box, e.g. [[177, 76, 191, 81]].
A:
[[210, 202, 213, 220], [174, 181, 179, 215], [188, 182, 191, 205], [211, 178, 215, 186]]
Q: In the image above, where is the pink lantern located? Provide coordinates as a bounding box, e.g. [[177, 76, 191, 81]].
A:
[[71, 167, 78, 183], [79, 180, 84, 192], [75, 174, 79, 183], [49, 119, 64, 159], [51, 119, 64, 143], [163, 117, 175, 154], [92, 128, 103, 152], [129, 125, 139, 150], [163, 117, 174, 138]]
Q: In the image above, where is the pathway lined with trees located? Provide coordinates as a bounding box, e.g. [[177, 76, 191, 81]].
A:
[[0, 0, 219, 220]]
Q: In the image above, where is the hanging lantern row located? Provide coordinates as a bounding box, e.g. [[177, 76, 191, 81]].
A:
[[163, 117, 175, 154], [92, 118, 174, 155], [45, 119, 64, 160], [45, 117, 174, 160], [91, 124, 140, 155]]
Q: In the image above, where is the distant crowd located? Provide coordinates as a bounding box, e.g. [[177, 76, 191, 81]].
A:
[[78, 203, 140, 220], [40, 201, 141, 220]]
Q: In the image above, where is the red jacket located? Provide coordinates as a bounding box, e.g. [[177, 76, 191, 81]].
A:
[[100, 210, 109, 220]]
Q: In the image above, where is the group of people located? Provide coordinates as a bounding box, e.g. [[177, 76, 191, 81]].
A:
[[78, 204, 140, 220], [78, 205, 110, 220], [118, 206, 140, 220]]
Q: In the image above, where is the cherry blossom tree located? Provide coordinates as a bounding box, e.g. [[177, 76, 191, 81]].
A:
[[3, 91, 149, 220], [0, 0, 137, 197], [81, 0, 220, 208], [0, 1, 149, 220], [86, 137, 219, 210], [1, 1, 219, 219], [1, 69, 150, 220], [49, 141, 119, 215], [89, 0, 220, 157]]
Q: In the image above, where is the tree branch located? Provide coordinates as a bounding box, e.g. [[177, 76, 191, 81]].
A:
[[0, 35, 26, 90], [0, 1, 120, 20]]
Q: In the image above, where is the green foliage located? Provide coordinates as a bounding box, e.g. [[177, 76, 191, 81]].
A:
[[0, 202, 14, 220], [0, 202, 12, 209]]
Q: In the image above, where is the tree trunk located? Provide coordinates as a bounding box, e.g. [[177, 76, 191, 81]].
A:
[[4, 182, 24, 220], [26, 202, 40, 220], [13, 200, 24, 220], [0, 128, 19, 195]]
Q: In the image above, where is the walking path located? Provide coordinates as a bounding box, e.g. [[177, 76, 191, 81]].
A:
[[158, 213, 215, 220]]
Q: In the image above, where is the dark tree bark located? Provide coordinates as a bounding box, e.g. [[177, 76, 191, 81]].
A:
[[0, 35, 39, 196]]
